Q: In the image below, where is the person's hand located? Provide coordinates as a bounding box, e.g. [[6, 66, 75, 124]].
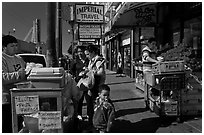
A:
[[157, 56, 164, 62], [79, 71, 85, 77], [25, 66, 32, 76], [18, 68, 26, 77], [88, 90, 92, 96]]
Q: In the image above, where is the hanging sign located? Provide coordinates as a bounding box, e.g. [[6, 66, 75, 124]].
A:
[[38, 111, 61, 130], [15, 95, 39, 114], [79, 24, 101, 39], [76, 4, 104, 23]]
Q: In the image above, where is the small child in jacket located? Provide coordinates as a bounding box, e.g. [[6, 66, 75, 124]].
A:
[[92, 84, 115, 133]]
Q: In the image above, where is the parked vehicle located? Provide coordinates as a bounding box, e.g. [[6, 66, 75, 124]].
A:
[[17, 53, 47, 67]]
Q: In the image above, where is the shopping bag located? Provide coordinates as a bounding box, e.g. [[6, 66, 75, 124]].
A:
[[77, 70, 95, 91]]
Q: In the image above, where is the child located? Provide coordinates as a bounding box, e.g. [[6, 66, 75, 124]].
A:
[[92, 84, 115, 133]]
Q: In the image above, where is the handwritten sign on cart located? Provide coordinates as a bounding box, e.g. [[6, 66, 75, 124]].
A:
[[38, 111, 61, 130], [15, 95, 39, 114]]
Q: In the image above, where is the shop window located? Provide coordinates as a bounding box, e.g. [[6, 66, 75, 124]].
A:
[[184, 16, 201, 58]]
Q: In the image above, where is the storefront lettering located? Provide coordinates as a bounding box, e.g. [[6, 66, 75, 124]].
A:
[[134, 6, 156, 26], [76, 6, 103, 16], [80, 14, 100, 20], [76, 4, 104, 23]]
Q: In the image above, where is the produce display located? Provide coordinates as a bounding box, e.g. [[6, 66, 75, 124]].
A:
[[160, 43, 202, 72]]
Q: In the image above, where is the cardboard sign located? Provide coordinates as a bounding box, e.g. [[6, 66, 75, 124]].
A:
[[76, 4, 104, 23], [38, 111, 61, 130], [79, 24, 101, 39], [15, 95, 39, 114]]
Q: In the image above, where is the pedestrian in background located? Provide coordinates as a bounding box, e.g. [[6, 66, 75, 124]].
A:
[[142, 37, 159, 64], [70, 46, 90, 121], [142, 37, 163, 107], [93, 84, 115, 133], [2, 35, 31, 132], [84, 44, 106, 125]]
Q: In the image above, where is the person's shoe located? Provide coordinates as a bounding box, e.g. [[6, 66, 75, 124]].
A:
[[77, 115, 83, 121]]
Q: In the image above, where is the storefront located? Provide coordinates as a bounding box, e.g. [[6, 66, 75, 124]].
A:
[[121, 31, 131, 76], [105, 2, 201, 78]]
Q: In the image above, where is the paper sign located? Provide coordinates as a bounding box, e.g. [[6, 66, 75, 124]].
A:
[[38, 111, 61, 130], [15, 95, 39, 114], [79, 24, 101, 39]]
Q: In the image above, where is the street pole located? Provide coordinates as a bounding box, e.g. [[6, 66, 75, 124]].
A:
[[71, 22, 74, 57], [46, 2, 58, 67], [68, 5, 75, 58], [56, 2, 62, 66]]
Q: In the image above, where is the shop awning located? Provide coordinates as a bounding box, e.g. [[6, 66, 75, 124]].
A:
[[111, 2, 157, 29]]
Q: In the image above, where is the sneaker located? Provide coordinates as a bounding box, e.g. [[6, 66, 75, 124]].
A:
[[77, 115, 83, 121]]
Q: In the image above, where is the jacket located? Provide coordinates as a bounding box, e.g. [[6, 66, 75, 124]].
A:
[[93, 97, 115, 132]]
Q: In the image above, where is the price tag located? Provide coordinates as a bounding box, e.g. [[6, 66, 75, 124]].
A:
[[15, 95, 39, 114], [38, 111, 61, 130]]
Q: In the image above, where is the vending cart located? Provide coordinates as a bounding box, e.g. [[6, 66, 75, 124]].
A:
[[144, 61, 186, 120], [10, 67, 65, 133]]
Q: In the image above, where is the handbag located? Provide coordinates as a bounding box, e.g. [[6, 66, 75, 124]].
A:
[[77, 57, 105, 91], [77, 69, 95, 91]]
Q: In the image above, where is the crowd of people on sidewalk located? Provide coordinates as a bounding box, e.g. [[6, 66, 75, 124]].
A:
[[2, 35, 116, 133]]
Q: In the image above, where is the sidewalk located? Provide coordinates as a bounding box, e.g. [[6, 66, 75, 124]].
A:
[[79, 69, 202, 133]]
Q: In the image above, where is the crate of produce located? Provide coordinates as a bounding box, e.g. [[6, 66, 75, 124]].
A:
[[154, 72, 185, 87], [27, 67, 65, 88], [181, 104, 202, 116], [161, 101, 178, 116], [181, 93, 202, 104], [152, 61, 184, 73], [181, 87, 202, 95], [160, 75, 185, 90]]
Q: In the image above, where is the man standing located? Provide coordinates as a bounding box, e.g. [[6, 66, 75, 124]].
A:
[[2, 35, 29, 132]]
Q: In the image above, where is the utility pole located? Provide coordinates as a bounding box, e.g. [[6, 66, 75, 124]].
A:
[[56, 2, 62, 66], [46, 2, 58, 67], [68, 5, 75, 57]]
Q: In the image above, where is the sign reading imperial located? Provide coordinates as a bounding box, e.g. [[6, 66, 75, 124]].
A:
[[76, 4, 104, 23]]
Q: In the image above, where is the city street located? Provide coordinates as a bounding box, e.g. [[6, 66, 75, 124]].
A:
[[2, 2, 202, 133], [79, 70, 202, 133]]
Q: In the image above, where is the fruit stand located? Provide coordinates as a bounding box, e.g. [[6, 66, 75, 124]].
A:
[[133, 43, 202, 120], [144, 61, 186, 119]]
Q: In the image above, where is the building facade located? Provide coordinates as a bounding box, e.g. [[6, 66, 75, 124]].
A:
[[103, 2, 202, 78]]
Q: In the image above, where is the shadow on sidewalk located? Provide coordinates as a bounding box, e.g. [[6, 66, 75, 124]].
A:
[[112, 97, 144, 103], [110, 117, 170, 133], [106, 80, 135, 85], [110, 116, 182, 133], [115, 107, 148, 118]]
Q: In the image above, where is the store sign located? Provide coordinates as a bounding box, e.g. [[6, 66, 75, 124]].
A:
[[38, 111, 61, 130], [133, 4, 156, 26], [76, 4, 104, 23], [112, 3, 156, 27], [79, 24, 101, 39], [15, 95, 39, 114], [79, 39, 96, 42]]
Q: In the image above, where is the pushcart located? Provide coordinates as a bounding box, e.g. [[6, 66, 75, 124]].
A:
[[144, 61, 186, 121]]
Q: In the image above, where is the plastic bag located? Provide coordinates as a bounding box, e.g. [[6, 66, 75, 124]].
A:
[[77, 70, 95, 91]]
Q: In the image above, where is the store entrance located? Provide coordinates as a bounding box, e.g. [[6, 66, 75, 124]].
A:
[[122, 45, 131, 77]]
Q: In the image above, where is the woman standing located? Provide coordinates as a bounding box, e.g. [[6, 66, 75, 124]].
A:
[[84, 44, 106, 125]]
